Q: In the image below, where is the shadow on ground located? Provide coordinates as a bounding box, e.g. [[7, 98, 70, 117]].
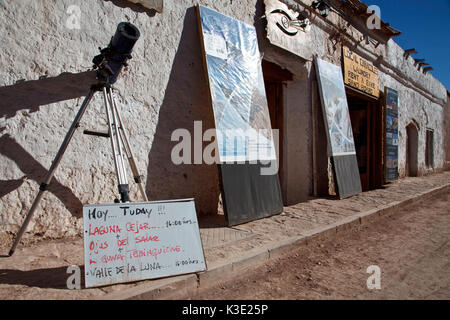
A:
[[0, 265, 84, 289]]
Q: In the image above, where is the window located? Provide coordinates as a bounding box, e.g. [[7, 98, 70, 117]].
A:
[[425, 129, 434, 168]]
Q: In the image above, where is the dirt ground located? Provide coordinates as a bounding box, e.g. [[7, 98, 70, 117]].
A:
[[190, 192, 450, 300], [0, 173, 448, 300]]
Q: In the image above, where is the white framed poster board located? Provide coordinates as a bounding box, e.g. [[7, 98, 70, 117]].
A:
[[197, 5, 277, 163], [315, 58, 356, 157], [315, 57, 362, 199], [83, 199, 206, 288]]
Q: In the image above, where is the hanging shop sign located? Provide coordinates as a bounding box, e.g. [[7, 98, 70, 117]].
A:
[[315, 58, 362, 199], [384, 87, 399, 182], [342, 46, 380, 98], [264, 0, 313, 61], [83, 199, 206, 288]]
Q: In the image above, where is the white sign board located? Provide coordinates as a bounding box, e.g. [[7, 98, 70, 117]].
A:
[[83, 199, 206, 288]]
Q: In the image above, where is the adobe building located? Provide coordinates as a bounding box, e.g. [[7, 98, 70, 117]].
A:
[[0, 0, 447, 241]]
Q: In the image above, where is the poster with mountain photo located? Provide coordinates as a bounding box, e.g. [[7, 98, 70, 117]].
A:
[[197, 5, 277, 163], [315, 58, 356, 157], [197, 5, 283, 225], [315, 58, 361, 199]]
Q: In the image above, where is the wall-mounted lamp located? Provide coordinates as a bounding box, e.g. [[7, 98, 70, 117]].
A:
[[312, 0, 330, 18], [290, 17, 311, 30], [291, 11, 311, 30]]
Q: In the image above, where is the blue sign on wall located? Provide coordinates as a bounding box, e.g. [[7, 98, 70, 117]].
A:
[[385, 87, 399, 182]]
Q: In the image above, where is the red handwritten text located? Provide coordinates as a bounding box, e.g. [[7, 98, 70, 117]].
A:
[[127, 245, 181, 260], [126, 221, 158, 234], [135, 234, 159, 244], [101, 254, 126, 264], [89, 224, 122, 236]]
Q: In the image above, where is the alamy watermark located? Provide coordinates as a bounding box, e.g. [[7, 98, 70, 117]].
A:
[[366, 5, 381, 30], [66, 265, 81, 290], [170, 121, 280, 176], [366, 265, 381, 290], [66, 4, 81, 30]]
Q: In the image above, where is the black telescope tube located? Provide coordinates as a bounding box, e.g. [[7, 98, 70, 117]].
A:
[[111, 22, 141, 53], [102, 22, 141, 84]]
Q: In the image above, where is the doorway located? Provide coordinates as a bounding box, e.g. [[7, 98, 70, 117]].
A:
[[406, 122, 419, 176], [425, 129, 434, 169], [262, 60, 293, 196], [346, 89, 383, 191]]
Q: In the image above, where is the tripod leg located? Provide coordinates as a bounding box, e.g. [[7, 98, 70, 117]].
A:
[[103, 87, 130, 203], [9, 89, 96, 256], [109, 89, 148, 201]]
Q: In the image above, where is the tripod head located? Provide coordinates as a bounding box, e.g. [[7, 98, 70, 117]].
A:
[[92, 22, 141, 88]]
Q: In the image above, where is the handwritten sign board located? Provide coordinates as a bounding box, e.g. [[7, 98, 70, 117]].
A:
[[83, 199, 206, 288], [342, 46, 380, 98]]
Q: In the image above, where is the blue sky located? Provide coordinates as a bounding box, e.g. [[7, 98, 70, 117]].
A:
[[364, 0, 450, 91]]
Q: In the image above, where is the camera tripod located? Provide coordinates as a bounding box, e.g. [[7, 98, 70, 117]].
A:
[[8, 82, 148, 256]]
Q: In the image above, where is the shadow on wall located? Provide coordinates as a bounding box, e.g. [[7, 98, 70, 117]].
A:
[[0, 71, 97, 218], [145, 6, 220, 217], [0, 71, 96, 120]]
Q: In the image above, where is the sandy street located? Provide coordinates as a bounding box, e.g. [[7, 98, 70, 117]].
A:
[[190, 192, 450, 300]]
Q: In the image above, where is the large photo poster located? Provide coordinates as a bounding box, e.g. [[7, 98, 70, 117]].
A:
[[197, 5, 277, 163], [197, 5, 283, 226], [385, 87, 399, 181], [315, 58, 356, 156], [315, 58, 361, 199]]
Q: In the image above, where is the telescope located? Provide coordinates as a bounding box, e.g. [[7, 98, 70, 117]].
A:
[[92, 22, 141, 85]]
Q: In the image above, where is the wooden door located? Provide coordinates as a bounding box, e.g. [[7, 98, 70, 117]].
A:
[[349, 102, 371, 191]]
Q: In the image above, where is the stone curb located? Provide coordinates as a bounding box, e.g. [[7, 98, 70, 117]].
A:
[[99, 182, 450, 300]]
